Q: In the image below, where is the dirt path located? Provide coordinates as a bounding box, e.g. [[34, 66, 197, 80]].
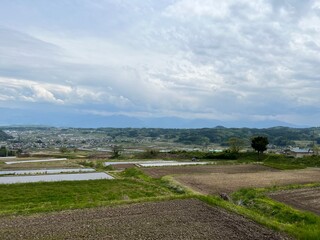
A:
[[270, 187, 320, 215], [0, 199, 290, 240], [143, 164, 277, 178], [174, 168, 320, 194]]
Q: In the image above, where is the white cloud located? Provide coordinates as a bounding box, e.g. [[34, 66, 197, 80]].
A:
[[0, 0, 320, 127]]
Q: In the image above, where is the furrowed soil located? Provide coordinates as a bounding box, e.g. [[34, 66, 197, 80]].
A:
[[173, 168, 320, 194], [269, 187, 320, 215], [143, 164, 277, 178], [0, 199, 290, 240]]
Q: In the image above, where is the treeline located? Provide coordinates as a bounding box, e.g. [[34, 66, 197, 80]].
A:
[[96, 126, 318, 146], [0, 146, 15, 157]]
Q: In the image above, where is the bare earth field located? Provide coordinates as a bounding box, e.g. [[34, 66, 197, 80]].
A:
[[270, 187, 320, 215], [143, 164, 277, 178], [173, 168, 320, 194], [0, 199, 289, 240], [112, 163, 137, 170]]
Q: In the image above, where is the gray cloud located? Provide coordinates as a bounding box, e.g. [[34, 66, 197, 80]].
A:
[[0, 0, 320, 127]]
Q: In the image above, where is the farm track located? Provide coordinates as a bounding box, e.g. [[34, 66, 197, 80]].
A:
[[142, 164, 277, 178], [0, 199, 290, 240], [270, 187, 320, 215]]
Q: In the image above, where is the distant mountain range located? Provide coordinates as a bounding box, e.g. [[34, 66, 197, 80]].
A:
[[0, 107, 305, 129]]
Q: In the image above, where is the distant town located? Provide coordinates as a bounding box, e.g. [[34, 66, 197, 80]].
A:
[[1, 126, 319, 158]]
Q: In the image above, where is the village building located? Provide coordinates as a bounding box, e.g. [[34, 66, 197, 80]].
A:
[[285, 148, 314, 158]]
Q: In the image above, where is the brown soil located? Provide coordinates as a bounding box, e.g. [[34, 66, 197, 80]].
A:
[[174, 168, 320, 194], [111, 163, 136, 170], [0, 199, 290, 240], [269, 187, 320, 215], [143, 164, 277, 178]]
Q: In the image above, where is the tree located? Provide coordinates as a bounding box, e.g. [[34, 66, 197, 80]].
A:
[[0, 146, 7, 157], [228, 137, 243, 153], [111, 145, 122, 158], [251, 136, 269, 159]]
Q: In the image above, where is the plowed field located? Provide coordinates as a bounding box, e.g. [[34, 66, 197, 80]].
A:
[[174, 168, 320, 194], [270, 187, 320, 215], [0, 199, 290, 240], [143, 164, 277, 178]]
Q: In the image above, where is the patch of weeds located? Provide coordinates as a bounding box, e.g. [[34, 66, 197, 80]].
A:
[[78, 160, 95, 168], [119, 167, 149, 180], [78, 160, 114, 171], [161, 179, 186, 194], [230, 184, 320, 239], [263, 162, 306, 170], [103, 165, 115, 171]]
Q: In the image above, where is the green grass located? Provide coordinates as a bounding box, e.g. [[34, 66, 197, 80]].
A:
[[263, 162, 306, 170], [0, 168, 184, 216], [228, 184, 320, 239], [263, 154, 320, 169]]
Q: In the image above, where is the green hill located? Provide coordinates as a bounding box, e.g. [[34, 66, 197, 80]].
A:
[[0, 130, 12, 141]]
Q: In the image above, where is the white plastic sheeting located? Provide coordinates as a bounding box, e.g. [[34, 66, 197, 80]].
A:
[[138, 162, 208, 167], [0, 172, 113, 184], [5, 158, 68, 164], [0, 168, 95, 175], [104, 160, 176, 166]]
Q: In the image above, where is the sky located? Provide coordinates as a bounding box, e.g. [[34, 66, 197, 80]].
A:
[[0, 0, 320, 128]]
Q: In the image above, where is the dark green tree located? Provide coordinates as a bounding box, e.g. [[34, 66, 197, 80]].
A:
[[0, 146, 7, 157], [111, 145, 123, 158], [251, 136, 269, 159]]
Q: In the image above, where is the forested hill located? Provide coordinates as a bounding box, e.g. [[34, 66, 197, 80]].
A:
[[0, 130, 12, 141], [95, 126, 319, 146], [1, 126, 319, 147]]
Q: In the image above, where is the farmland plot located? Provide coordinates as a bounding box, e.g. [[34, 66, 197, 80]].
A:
[[143, 164, 278, 178], [0, 199, 289, 240], [270, 187, 320, 215], [174, 168, 320, 194]]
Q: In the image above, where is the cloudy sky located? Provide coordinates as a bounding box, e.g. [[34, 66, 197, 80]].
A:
[[0, 0, 320, 128]]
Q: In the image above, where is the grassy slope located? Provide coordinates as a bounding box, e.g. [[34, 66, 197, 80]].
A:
[[227, 184, 320, 240]]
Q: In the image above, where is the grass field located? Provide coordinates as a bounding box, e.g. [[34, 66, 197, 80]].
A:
[[0, 169, 184, 215]]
